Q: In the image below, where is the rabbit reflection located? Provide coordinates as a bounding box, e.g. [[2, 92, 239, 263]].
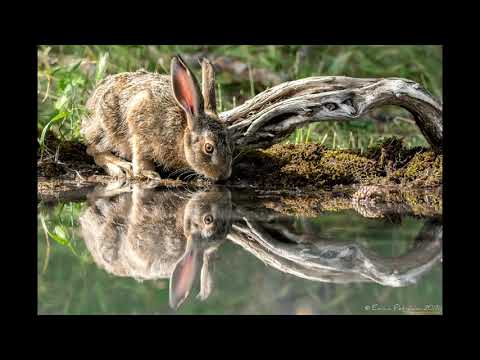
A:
[[79, 184, 232, 309]]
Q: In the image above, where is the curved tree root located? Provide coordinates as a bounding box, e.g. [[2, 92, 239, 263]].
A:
[[220, 77, 442, 152]]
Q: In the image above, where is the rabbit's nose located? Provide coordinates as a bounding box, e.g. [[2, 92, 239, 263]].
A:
[[215, 175, 229, 183], [219, 167, 232, 181]]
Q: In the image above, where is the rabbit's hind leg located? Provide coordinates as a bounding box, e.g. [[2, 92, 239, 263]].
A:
[[87, 145, 133, 178]]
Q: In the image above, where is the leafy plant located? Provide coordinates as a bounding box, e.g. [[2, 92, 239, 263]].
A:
[[37, 45, 442, 150]]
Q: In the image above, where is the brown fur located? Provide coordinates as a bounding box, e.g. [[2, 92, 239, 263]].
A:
[[81, 57, 233, 181], [79, 184, 232, 308]]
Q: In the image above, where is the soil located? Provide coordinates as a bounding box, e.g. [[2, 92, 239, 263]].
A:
[[229, 137, 442, 190], [37, 132, 101, 180]]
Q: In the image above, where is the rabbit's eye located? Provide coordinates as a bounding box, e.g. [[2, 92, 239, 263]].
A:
[[203, 214, 214, 225], [204, 143, 214, 154]]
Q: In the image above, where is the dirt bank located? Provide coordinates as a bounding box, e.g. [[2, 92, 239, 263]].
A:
[[38, 132, 100, 179], [38, 135, 442, 198], [230, 138, 442, 190]]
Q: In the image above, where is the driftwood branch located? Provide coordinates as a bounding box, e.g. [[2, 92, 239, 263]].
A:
[[220, 77, 442, 151]]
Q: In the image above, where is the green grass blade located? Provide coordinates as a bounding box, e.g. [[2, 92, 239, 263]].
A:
[[95, 52, 109, 84], [38, 111, 69, 155], [39, 214, 79, 257]]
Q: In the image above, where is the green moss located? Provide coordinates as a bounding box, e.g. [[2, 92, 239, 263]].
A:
[[390, 151, 443, 187], [365, 136, 406, 161], [39, 133, 442, 191], [231, 137, 442, 189], [257, 186, 442, 217], [403, 187, 442, 217]]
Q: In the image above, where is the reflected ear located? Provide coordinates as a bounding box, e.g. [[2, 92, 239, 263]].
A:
[[201, 57, 217, 114], [171, 55, 204, 129], [169, 241, 200, 310], [197, 247, 218, 301]]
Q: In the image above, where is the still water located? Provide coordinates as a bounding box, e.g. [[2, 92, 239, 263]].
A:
[[37, 184, 442, 315]]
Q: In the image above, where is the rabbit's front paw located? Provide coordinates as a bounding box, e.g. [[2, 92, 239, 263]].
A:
[[117, 161, 133, 177], [105, 164, 129, 178]]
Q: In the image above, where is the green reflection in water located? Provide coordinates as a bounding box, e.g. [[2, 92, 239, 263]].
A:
[[37, 200, 442, 315]]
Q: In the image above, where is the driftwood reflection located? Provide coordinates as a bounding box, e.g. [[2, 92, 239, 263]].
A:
[[228, 212, 441, 287], [79, 183, 442, 309]]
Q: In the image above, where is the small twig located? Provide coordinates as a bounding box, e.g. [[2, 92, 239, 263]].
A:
[[248, 63, 255, 98], [41, 72, 52, 103]]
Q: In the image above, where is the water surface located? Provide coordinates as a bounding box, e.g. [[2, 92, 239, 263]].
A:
[[37, 184, 442, 315]]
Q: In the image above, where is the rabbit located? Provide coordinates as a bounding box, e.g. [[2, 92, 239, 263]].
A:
[[81, 55, 233, 181], [79, 183, 232, 309]]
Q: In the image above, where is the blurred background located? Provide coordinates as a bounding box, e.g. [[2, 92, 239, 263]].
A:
[[37, 45, 442, 151]]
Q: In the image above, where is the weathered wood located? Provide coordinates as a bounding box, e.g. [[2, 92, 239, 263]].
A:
[[220, 77, 442, 151], [228, 216, 442, 287]]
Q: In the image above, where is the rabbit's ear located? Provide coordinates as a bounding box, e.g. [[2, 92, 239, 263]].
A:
[[169, 240, 200, 310], [201, 58, 217, 114], [171, 56, 204, 127]]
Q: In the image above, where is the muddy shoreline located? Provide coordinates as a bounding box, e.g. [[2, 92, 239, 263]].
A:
[[38, 136, 442, 217], [38, 179, 441, 219], [38, 136, 442, 188]]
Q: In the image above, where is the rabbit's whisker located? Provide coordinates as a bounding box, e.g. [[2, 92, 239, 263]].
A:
[[178, 169, 197, 180], [173, 192, 190, 200], [185, 172, 201, 182], [169, 167, 191, 178], [233, 151, 244, 161]]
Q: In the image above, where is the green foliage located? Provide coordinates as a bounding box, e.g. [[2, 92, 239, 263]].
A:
[[38, 47, 92, 148], [37, 45, 442, 150], [38, 202, 89, 261]]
